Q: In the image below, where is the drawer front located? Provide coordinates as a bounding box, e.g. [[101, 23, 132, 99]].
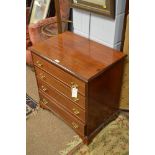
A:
[[32, 53, 85, 96], [37, 79, 86, 123], [35, 67, 85, 109], [39, 92, 85, 137]]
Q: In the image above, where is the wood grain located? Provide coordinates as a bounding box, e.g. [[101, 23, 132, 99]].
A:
[[35, 66, 86, 109], [87, 60, 124, 135], [39, 91, 85, 138], [30, 32, 126, 144], [30, 31, 126, 81], [32, 53, 86, 95], [38, 79, 86, 122], [54, 0, 62, 33]]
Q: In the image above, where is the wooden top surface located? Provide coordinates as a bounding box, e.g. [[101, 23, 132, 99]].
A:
[[30, 31, 126, 81]]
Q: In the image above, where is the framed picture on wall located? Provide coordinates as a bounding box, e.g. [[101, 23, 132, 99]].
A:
[[29, 0, 51, 24], [71, 0, 115, 18]]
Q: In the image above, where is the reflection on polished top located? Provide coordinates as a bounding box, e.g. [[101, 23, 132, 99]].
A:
[[30, 31, 126, 81]]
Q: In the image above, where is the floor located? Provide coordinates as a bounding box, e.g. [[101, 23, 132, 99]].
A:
[[26, 65, 80, 155]]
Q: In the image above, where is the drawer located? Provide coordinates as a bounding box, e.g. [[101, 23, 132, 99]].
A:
[[39, 92, 85, 137], [32, 53, 85, 96], [37, 79, 86, 123], [35, 67, 85, 109]]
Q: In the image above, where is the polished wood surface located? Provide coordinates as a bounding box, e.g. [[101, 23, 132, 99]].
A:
[[54, 0, 62, 34], [39, 92, 85, 137], [35, 67, 85, 109], [30, 31, 125, 81], [87, 60, 124, 135], [32, 53, 86, 95], [38, 79, 86, 122], [30, 32, 126, 144]]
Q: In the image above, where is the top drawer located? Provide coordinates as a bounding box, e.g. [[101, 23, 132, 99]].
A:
[[32, 53, 86, 96]]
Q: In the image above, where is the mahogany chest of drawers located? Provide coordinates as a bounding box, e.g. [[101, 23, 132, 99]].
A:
[[30, 31, 126, 144]]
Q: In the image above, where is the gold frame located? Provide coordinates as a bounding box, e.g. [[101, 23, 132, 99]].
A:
[[71, 0, 115, 18]]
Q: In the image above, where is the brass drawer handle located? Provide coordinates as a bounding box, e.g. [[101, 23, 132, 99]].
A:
[[71, 82, 78, 88], [41, 85, 47, 92], [36, 61, 43, 67], [40, 74, 46, 80], [72, 122, 79, 129], [42, 98, 48, 105], [72, 97, 79, 102], [72, 108, 80, 115]]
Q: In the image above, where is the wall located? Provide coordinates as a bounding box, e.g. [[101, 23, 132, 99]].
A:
[[72, 0, 126, 50]]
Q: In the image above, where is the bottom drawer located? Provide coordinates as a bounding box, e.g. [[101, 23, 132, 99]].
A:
[[39, 91, 85, 137]]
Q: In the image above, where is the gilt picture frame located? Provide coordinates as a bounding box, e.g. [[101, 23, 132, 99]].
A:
[[71, 0, 115, 18]]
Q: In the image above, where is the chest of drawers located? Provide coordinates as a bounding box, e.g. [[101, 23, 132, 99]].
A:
[[30, 31, 126, 144]]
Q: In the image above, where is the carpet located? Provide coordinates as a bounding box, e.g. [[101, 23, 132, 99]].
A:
[[26, 108, 83, 155], [65, 112, 129, 155], [26, 94, 38, 118]]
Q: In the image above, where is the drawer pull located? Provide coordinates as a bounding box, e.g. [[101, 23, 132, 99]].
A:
[[72, 122, 79, 129], [42, 98, 48, 105], [36, 61, 43, 67], [72, 108, 80, 115], [40, 75, 46, 80], [41, 85, 47, 92], [71, 82, 78, 88], [72, 97, 79, 102]]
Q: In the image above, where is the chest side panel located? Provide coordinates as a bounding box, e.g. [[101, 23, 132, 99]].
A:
[[86, 60, 124, 136]]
